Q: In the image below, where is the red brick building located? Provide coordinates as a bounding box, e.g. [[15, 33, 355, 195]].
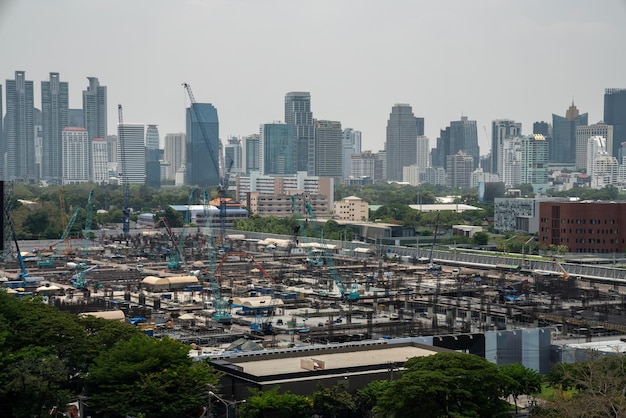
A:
[[539, 201, 626, 254]]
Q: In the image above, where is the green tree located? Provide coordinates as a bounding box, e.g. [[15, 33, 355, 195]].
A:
[[542, 355, 626, 417], [472, 231, 489, 246], [239, 386, 310, 418], [311, 383, 356, 418], [86, 335, 219, 418], [499, 363, 543, 413], [377, 352, 509, 418], [355, 380, 391, 417], [22, 211, 49, 238]]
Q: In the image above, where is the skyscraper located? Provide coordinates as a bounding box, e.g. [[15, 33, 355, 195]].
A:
[[224, 137, 243, 175], [41, 72, 69, 183], [491, 119, 521, 175], [416, 135, 430, 174], [604, 88, 626, 160], [433, 116, 480, 170], [83, 77, 107, 181], [446, 151, 474, 189], [314, 120, 343, 182], [164, 133, 185, 180], [145, 124, 161, 188], [0, 84, 3, 179], [62, 127, 90, 185], [259, 123, 296, 176], [118, 123, 146, 185], [385, 104, 418, 181], [92, 138, 108, 184], [242, 134, 260, 175], [575, 122, 613, 171], [551, 102, 588, 166], [5, 71, 35, 182], [186, 103, 219, 187], [342, 128, 362, 181], [284, 92, 314, 173], [450, 116, 480, 169]]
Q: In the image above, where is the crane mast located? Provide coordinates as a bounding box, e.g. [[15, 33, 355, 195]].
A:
[[118, 104, 131, 238]]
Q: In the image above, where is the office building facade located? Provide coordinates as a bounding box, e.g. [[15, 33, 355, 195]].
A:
[[446, 151, 474, 189], [186, 103, 220, 187], [604, 88, 626, 160], [242, 134, 260, 175], [433, 116, 480, 170], [62, 127, 89, 184], [41, 72, 69, 183], [313, 120, 342, 182], [92, 137, 108, 184], [259, 123, 296, 176], [118, 123, 146, 184], [539, 201, 626, 253], [416, 135, 430, 174], [224, 137, 243, 175], [551, 102, 588, 166], [284, 92, 314, 173], [164, 133, 185, 180], [342, 128, 362, 182], [385, 104, 419, 181]]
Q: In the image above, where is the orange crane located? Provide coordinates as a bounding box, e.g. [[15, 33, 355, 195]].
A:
[[553, 258, 570, 280]]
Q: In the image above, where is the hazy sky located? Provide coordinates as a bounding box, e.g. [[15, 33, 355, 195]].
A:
[[1, 0, 625, 153]]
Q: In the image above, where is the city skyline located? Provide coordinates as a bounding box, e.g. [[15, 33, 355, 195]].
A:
[[1, 0, 624, 153]]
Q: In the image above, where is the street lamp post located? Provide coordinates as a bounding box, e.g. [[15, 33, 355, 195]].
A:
[[208, 391, 246, 418]]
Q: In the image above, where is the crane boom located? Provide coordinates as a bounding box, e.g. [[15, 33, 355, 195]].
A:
[[118, 104, 131, 238]]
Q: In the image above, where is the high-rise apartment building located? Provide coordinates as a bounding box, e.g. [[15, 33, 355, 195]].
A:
[[313, 120, 343, 183], [34, 109, 42, 180], [118, 123, 146, 184], [259, 123, 296, 176], [284, 92, 314, 173], [491, 119, 521, 175], [83, 77, 107, 181], [5, 71, 36, 182], [92, 138, 108, 184], [551, 102, 588, 166], [242, 134, 260, 175], [575, 122, 613, 171], [41, 73, 69, 184], [604, 88, 626, 160], [521, 134, 549, 190], [385, 104, 419, 181], [501, 137, 522, 188], [445, 151, 474, 189], [186, 103, 219, 187], [342, 128, 362, 182], [164, 133, 186, 180], [62, 127, 90, 185]]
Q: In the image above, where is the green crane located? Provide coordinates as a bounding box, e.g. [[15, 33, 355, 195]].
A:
[[203, 190, 231, 324]]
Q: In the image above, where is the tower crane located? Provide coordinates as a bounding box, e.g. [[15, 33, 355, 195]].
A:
[[118, 104, 131, 238], [203, 189, 231, 324], [182, 82, 232, 249]]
